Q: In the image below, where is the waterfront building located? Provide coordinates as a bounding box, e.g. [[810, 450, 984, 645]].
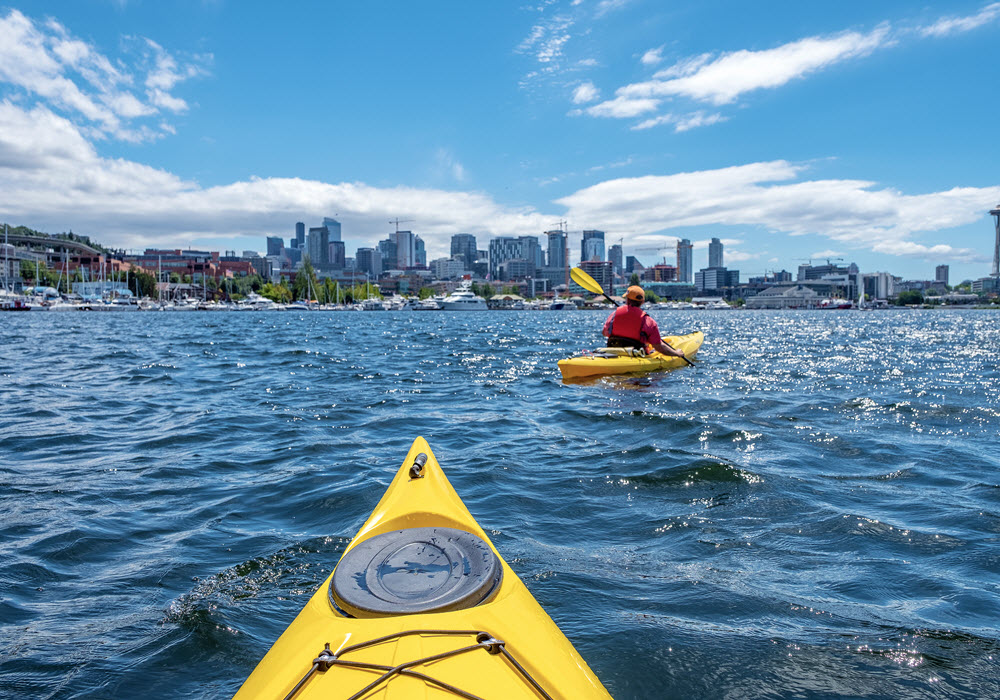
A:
[[708, 238, 723, 268], [545, 230, 567, 270], [862, 272, 898, 300], [695, 266, 739, 292], [431, 257, 465, 280], [608, 244, 623, 277], [745, 285, 821, 309], [676, 238, 693, 283], [935, 265, 949, 286], [451, 234, 478, 267], [581, 230, 605, 262], [266, 236, 284, 257]]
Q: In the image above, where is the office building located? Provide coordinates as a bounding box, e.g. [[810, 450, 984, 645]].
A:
[[415, 236, 426, 267], [378, 238, 397, 271], [266, 236, 284, 257], [579, 260, 613, 295], [625, 255, 644, 274], [695, 266, 739, 291], [991, 204, 1000, 277], [355, 247, 381, 277], [307, 226, 329, 266], [294, 222, 305, 249], [581, 230, 605, 262], [708, 237, 723, 268], [608, 244, 623, 276], [676, 238, 693, 283], [935, 265, 949, 285], [451, 234, 478, 267], [323, 217, 342, 242], [328, 240, 346, 269], [546, 230, 567, 270], [488, 236, 543, 279]]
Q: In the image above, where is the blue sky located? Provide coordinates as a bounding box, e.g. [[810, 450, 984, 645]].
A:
[[2, 1, 999, 282]]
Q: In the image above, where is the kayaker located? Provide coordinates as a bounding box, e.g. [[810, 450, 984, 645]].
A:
[[603, 285, 687, 358]]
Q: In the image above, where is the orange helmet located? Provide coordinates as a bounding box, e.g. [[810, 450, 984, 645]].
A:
[[625, 285, 645, 303]]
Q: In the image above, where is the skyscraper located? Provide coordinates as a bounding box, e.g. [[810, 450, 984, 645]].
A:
[[608, 244, 623, 276], [323, 217, 342, 242], [266, 236, 284, 257], [991, 204, 1000, 277], [935, 264, 949, 285], [294, 222, 305, 249], [450, 234, 478, 266], [392, 230, 417, 268], [581, 230, 605, 262], [307, 226, 329, 266], [545, 230, 566, 269], [356, 247, 382, 277], [676, 238, 693, 283], [488, 236, 542, 279], [708, 237, 723, 268]]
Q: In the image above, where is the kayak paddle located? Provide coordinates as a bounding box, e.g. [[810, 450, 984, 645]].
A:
[[570, 267, 695, 367]]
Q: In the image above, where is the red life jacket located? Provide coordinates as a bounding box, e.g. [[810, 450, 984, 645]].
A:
[[608, 306, 647, 347]]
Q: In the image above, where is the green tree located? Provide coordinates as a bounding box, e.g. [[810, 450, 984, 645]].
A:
[[260, 281, 292, 303], [629, 272, 640, 286], [481, 283, 495, 298], [895, 290, 923, 306], [292, 256, 319, 301], [132, 270, 157, 298], [418, 286, 436, 300]]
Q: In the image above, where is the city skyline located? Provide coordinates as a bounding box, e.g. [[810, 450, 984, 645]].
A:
[[2, 3, 1000, 281]]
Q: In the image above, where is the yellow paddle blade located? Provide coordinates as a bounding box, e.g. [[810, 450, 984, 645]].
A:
[[570, 267, 605, 296]]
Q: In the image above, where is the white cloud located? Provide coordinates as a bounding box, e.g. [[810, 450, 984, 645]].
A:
[[572, 81, 599, 103], [585, 94, 659, 118], [632, 110, 726, 132], [920, 2, 1000, 37], [0, 9, 207, 141], [1, 97, 995, 265], [640, 47, 663, 66], [625, 26, 891, 106], [554, 160, 999, 262]]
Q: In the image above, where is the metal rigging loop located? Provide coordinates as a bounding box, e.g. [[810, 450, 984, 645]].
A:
[[282, 629, 555, 700]]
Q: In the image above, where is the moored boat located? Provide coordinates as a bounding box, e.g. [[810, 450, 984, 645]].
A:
[[234, 437, 611, 699]]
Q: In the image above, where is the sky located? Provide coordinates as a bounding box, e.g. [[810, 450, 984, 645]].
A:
[[1, 0, 1000, 282]]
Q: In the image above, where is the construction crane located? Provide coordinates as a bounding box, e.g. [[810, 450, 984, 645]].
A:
[[389, 218, 414, 233], [635, 244, 674, 266]]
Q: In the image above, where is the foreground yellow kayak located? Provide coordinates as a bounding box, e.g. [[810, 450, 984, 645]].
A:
[[234, 437, 611, 699], [558, 331, 704, 380]]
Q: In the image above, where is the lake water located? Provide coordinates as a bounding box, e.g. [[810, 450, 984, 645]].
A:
[[1, 309, 998, 699]]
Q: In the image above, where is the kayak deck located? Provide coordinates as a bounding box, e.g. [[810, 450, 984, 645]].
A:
[[234, 437, 611, 699], [558, 331, 704, 380]]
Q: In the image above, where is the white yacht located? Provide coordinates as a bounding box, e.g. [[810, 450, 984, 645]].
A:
[[440, 282, 487, 311], [361, 297, 387, 311]]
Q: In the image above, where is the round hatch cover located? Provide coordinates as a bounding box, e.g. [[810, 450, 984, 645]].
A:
[[330, 527, 503, 617]]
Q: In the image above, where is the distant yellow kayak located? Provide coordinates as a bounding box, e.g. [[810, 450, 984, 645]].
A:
[[558, 331, 704, 380], [234, 437, 612, 699]]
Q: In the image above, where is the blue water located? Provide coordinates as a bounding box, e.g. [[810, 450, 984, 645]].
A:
[[1, 310, 998, 699]]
